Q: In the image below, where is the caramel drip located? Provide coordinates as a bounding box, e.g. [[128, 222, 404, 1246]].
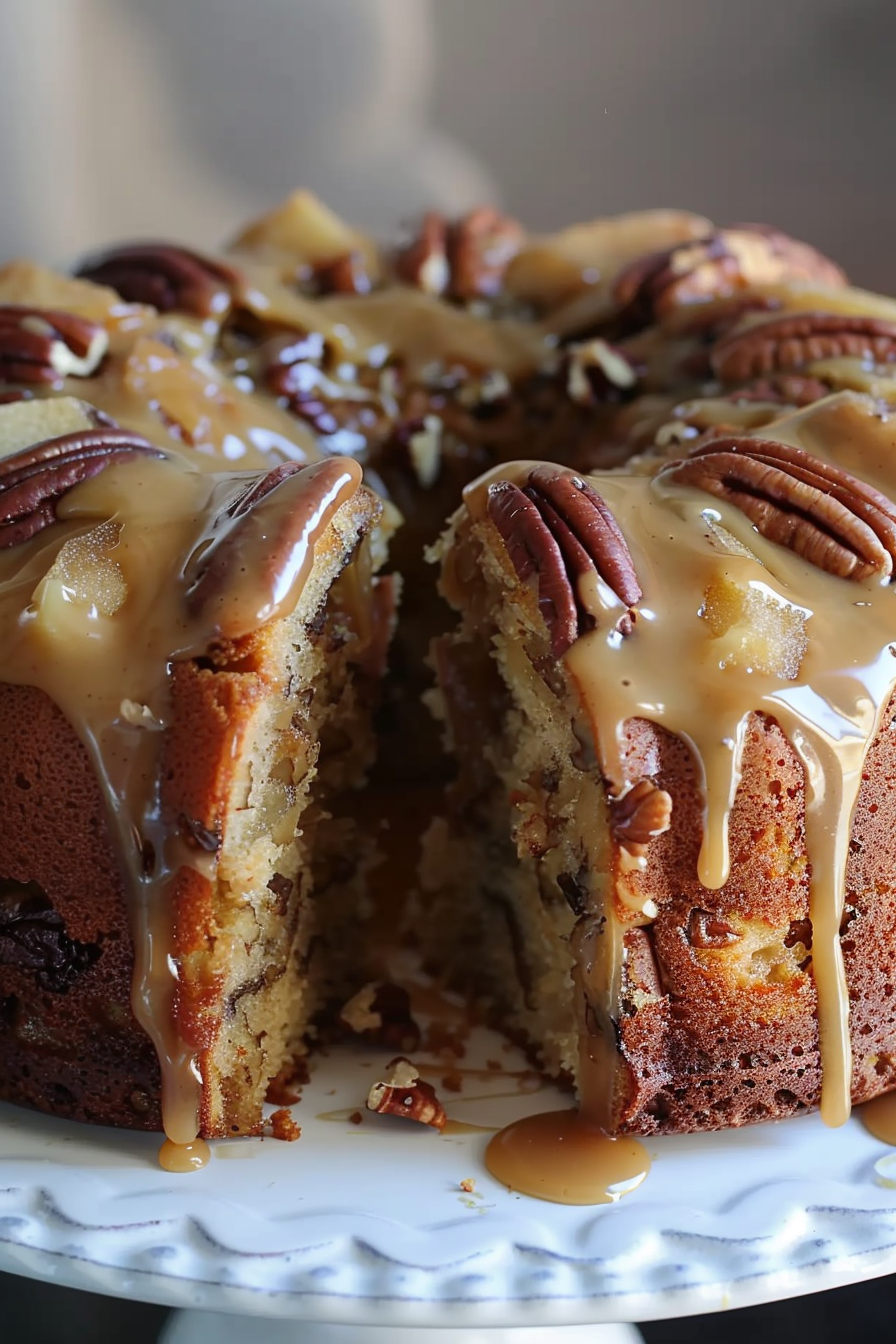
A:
[[465, 393, 896, 1153], [0, 446, 362, 1148], [158, 1137, 211, 1173], [861, 1092, 896, 1146], [485, 1111, 650, 1205]]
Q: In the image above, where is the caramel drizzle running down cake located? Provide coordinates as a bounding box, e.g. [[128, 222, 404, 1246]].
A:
[[431, 390, 896, 1200], [5, 189, 896, 1193], [0, 393, 390, 1168]]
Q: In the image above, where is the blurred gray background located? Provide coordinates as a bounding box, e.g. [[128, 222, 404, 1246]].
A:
[[0, 0, 893, 288], [2, 0, 896, 1339]]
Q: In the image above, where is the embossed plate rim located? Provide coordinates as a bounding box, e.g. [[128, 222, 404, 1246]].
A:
[[1, 1013, 896, 1325]]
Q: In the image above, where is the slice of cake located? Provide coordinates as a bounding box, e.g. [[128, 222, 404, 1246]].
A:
[[0, 395, 393, 1153], [426, 390, 896, 1136]]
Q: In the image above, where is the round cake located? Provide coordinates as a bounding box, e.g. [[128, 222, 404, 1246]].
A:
[[2, 190, 896, 1186]]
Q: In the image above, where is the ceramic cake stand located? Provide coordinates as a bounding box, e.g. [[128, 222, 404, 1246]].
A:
[[3, 993, 896, 1342]]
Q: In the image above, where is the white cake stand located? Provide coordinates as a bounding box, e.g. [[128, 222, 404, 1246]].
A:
[[3, 1004, 896, 1341]]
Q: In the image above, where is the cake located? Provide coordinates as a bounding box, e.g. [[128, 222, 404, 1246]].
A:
[[2, 190, 896, 1174], [426, 391, 896, 1140]]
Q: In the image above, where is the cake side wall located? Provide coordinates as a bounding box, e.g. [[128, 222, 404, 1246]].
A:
[[615, 698, 896, 1134], [0, 683, 164, 1131]]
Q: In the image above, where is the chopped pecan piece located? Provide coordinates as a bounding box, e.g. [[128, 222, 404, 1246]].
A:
[[660, 435, 896, 581], [0, 427, 162, 549], [610, 780, 673, 856], [393, 212, 450, 295], [565, 338, 638, 405], [486, 466, 641, 657], [712, 312, 896, 384], [394, 208, 523, 301], [687, 908, 740, 949], [75, 243, 240, 318], [613, 227, 845, 331], [366, 1056, 447, 1130], [0, 306, 108, 385], [308, 251, 371, 296], [339, 981, 421, 1053]]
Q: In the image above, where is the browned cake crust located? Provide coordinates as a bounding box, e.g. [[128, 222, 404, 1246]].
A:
[[614, 708, 896, 1133], [0, 684, 163, 1129]]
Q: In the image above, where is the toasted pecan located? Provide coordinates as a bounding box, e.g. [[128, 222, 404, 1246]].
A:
[[394, 207, 523, 301], [661, 434, 896, 581], [486, 466, 641, 656], [0, 306, 108, 385], [712, 312, 896, 384], [0, 428, 162, 549], [75, 243, 240, 318], [366, 1056, 447, 1130], [613, 227, 845, 331], [610, 780, 673, 856], [184, 458, 361, 631]]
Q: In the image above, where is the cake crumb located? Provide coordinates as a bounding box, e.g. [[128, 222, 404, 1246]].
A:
[[459, 1177, 476, 1193], [423, 1020, 467, 1058], [268, 1109, 301, 1142], [486, 1059, 502, 1071], [349, 1110, 364, 1125], [266, 1060, 306, 1106], [441, 1070, 464, 1093]]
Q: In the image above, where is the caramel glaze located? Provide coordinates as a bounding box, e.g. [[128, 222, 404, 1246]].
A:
[[0, 426, 363, 1160], [158, 1137, 212, 1173], [462, 391, 896, 1200], [862, 1092, 896, 1146]]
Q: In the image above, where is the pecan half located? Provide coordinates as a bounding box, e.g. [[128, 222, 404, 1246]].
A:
[[394, 208, 523, 301], [486, 465, 641, 657], [610, 780, 673, 856], [712, 312, 896, 384], [612, 227, 845, 332], [0, 306, 108, 385], [449, 207, 524, 301], [75, 243, 240, 318], [366, 1056, 447, 1130], [185, 457, 362, 632], [0, 427, 163, 549], [660, 435, 896, 581]]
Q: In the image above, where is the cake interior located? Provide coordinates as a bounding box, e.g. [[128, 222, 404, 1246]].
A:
[[421, 516, 613, 1091], [175, 518, 389, 1137]]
